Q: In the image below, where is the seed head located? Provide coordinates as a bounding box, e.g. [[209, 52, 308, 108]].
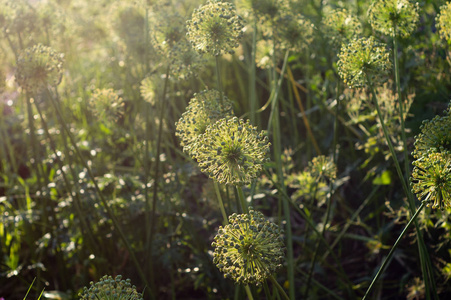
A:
[[274, 12, 315, 52], [175, 90, 234, 157], [194, 117, 270, 186], [212, 208, 285, 285], [412, 115, 451, 159], [186, 0, 244, 56], [322, 9, 362, 49], [15, 44, 64, 92], [367, 0, 420, 38], [337, 37, 391, 88], [89, 88, 125, 122], [307, 155, 337, 181], [411, 151, 451, 210], [170, 40, 206, 81], [436, 2, 451, 42], [78, 275, 143, 300]]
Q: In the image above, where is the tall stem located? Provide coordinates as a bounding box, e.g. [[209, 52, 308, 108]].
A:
[[362, 201, 426, 300]]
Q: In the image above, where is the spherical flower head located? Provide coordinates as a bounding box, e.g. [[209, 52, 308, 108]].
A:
[[170, 40, 206, 81], [79, 275, 143, 300], [436, 2, 451, 42], [337, 37, 391, 88], [367, 0, 420, 38], [194, 117, 270, 186], [307, 155, 337, 181], [15, 44, 64, 93], [140, 76, 156, 105], [274, 12, 315, 52], [410, 151, 451, 210], [150, 5, 187, 55], [89, 88, 125, 122], [186, 0, 244, 56], [175, 90, 234, 157], [413, 115, 451, 159], [236, 0, 285, 24], [212, 208, 285, 285], [322, 9, 362, 49]]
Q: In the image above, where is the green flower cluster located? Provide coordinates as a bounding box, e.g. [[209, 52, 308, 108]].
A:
[[322, 9, 362, 49], [307, 155, 337, 181], [411, 151, 451, 210], [175, 90, 234, 157], [186, 0, 244, 56], [15, 44, 64, 92], [412, 115, 451, 160], [436, 2, 451, 42], [337, 37, 391, 88], [411, 103, 451, 210], [236, 0, 286, 24], [275, 11, 315, 52], [367, 0, 420, 38], [193, 117, 270, 186], [212, 208, 285, 285], [89, 88, 125, 122], [79, 275, 143, 300]]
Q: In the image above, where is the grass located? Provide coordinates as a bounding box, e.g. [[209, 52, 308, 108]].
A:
[[1, 0, 451, 299]]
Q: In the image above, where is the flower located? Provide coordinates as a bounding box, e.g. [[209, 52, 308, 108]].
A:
[[186, 0, 244, 56], [337, 37, 391, 88], [322, 9, 362, 49], [169, 40, 206, 81], [436, 2, 451, 42], [79, 275, 143, 300], [140, 76, 156, 105], [412, 115, 451, 159], [212, 208, 285, 285], [274, 11, 315, 52], [236, 0, 286, 24], [307, 155, 337, 181], [15, 44, 64, 92], [89, 88, 125, 122], [150, 4, 187, 55], [175, 90, 234, 156], [194, 117, 270, 186], [367, 0, 420, 38], [410, 151, 451, 210]]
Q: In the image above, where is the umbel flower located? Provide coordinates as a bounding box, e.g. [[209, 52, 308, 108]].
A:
[[322, 9, 362, 49], [15, 44, 64, 92], [436, 2, 451, 42], [170, 40, 206, 81], [79, 275, 143, 300], [235, 0, 285, 24], [307, 155, 337, 181], [175, 90, 234, 156], [367, 0, 420, 38], [89, 88, 125, 122], [186, 0, 244, 56], [412, 115, 451, 159], [337, 37, 391, 88], [212, 208, 285, 285], [274, 11, 315, 52], [194, 117, 270, 186], [410, 151, 451, 210], [150, 4, 186, 55]]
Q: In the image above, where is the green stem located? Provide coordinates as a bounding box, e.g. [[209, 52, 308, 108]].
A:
[[216, 56, 224, 104], [362, 201, 426, 300], [249, 20, 258, 126], [236, 186, 249, 214], [214, 181, 229, 224], [244, 285, 254, 300], [269, 275, 290, 300]]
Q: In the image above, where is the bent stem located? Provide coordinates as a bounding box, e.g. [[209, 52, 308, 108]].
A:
[[362, 201, 426, 300]]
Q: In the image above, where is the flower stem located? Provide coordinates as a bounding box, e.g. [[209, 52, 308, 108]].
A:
[[216, 55, 224, 104], [269, 275, 290, 300], [244, 285, 254, 300], [362, 201, 426, 300], [214, 181, 229, 224], [236, 185, 249, 214]]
